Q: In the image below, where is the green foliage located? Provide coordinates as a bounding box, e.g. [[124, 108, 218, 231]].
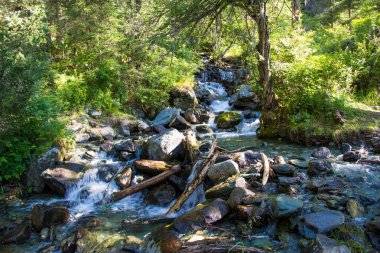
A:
[[0, 4, 64, 181]]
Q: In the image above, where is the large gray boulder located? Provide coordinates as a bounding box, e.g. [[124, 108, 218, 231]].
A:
[[298, 211, 345, 239], [26, 148, 59, 193], [229, 85, 260, 110], [142, 129, 185, 161], [169, 85, 198, 110], [41, 166, 85, 196], [311, 147, 332, 159], [31, 204, 70, 232], [207, 159, 240, 183], [151, 108, 181, 126]]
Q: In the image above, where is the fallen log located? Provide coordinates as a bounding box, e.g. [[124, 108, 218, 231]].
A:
[[261, 152, 270, 185], [166, 138, 217, 215], [110, 164, 181, 202]]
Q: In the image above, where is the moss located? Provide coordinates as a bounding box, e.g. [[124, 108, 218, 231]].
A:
[[216, 111, 243, 129], [329, 224, 368, 253]]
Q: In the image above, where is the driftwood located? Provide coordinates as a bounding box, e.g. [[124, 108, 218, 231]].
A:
[[166, 138, 217, 215], [178, 238, 265, 253], [110, 165, 181, 202], [261, 152, 270, 185]]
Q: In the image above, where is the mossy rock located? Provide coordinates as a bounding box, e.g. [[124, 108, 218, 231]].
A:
[[216, 111, 243, 129]]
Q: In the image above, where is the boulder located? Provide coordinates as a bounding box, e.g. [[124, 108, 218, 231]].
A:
[[207, 159, 240, 183], [168, 115, 191, 130], [41, 167, 84, 196], [318, 179, 346, 194], [232, 151, 261, 167], [31, 204, 70, 232], [115, 167, 132, 189], [346, 199, 364, 218], [272, 164, 296, 176], [307, 160, 333, 176], [341, 143, 351, 154], [215, 111, 243, 129], [273, 194, 303, 218], [114, 140, 136, 153], [300, 211, 345, 238], [289, 159, 308, 169], [142, 129, 185, 161], [171, 198, 229, 235], [144, 184, 176, 206], [151, 108, 181, 126], [137, 120, 150, 132], [100, 126, 116, 141], [227, 187, 256, 208], [27, 148, 59, 193], [184, 108, 198, 124], [342, 151, 361, 162], [311, 147, 331, 159], [229, 85, 260, 110], [75, 133, 90, 143], [365, 218, 380, 250], [205, 176, 248, 199], [133, 160, 170, 175], [278, 176, 301, 186], [169, 85, 198, 110], [310, 234, 351, 253], [372, 137, 380, 153], [195, 125, 214, 134], [97, 164, 119, 182], [0, 223, 31, 244]]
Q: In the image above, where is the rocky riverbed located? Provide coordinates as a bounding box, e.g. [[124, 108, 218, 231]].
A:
[[1, 61, 380, 253]]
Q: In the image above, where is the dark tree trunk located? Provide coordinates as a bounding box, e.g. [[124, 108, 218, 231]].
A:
[[292, 0, 301, 24], [255, 0, 275, 111]]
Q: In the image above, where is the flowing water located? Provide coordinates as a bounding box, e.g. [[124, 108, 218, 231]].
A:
[[1, 64, 379, 252]]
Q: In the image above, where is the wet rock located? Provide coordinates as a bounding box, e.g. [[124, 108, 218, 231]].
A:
[[100, 126, 116, 141], [0, 223, 31, 244], [216, 111, 243, 129], [168, 115, 191, 130], [289, 159, 308, 169], [364, 218, 380, 249], [115, 167, 132, 189], [318, 179, 346, 194], [119, 151, 135, 161], [115, 140, 136, 153], [134, 160, 170, 175], [207, 159, 240, 183], [147, 227, 182, 253], [232, 150, 261, 167], [236, 205, 272, 228], [184, 108, 198, 124], [197, 111, 211, 123], [40, 227, 49, 241], [311, 147, 331, 159], [341, 143, 352, 154], [100, 141, 114, 153], [301, 211, 345, 238], [342, 151, 361, 162], [32, 204, 70, 232], [171, 198, 229, 234], [346, 199, 364, 218], [310, 234, 351, 253], [274, 156, 286, 164], [230, 85, 260, 110], [82, 150, 96, 160], [273, 194, 303, 218], [205, 176, 248, 199], [97, 164, 119, 182], [41, 167, 84, 196], [307, 160, 333, 176], [278, 176, 301, 186], [195, 124, 213, 134], [227, 187, 256, 208], [27, 148, 59, 193], [144, 184, 176, 206], [272, 164, 296, 176], [151, 108, 181, 126], [142, 129, 185, 161], [372, 137, 380, 153], [169, 85, 198, 110]]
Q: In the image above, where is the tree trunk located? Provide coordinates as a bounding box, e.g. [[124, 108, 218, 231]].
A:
[[255, 0, 275, 111], [292, 0, 301, 24]]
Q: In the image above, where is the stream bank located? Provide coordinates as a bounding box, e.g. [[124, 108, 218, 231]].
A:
[[0, 60, 380, 253]]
